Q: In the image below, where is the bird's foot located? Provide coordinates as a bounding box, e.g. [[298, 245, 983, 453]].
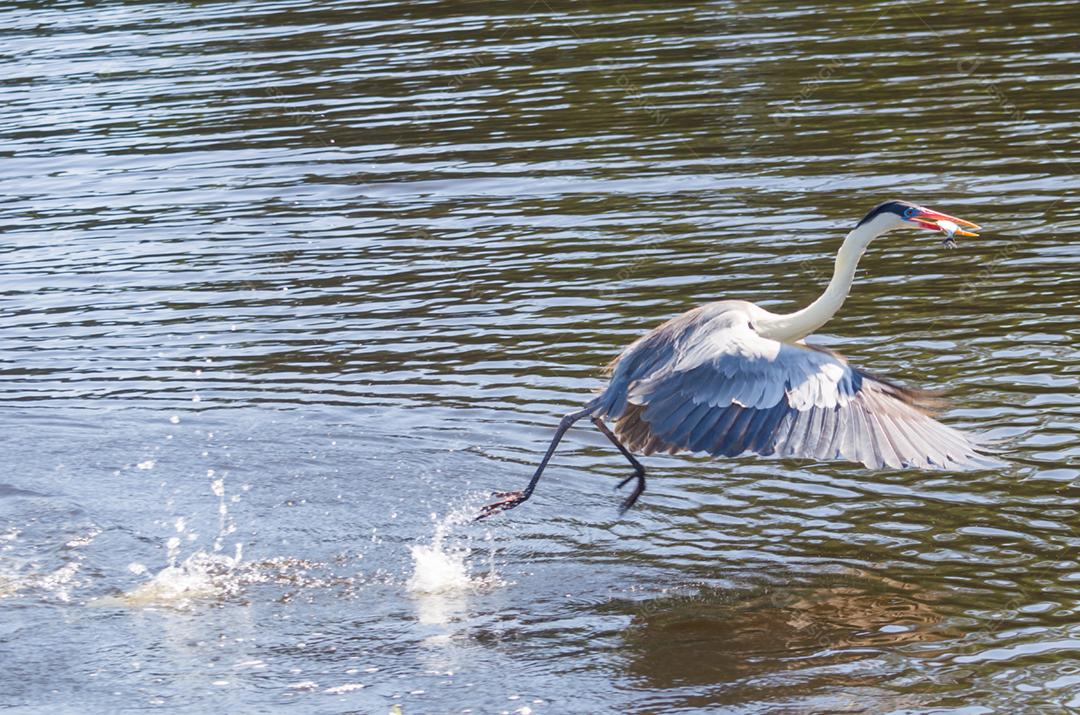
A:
[[475, 490, 528, 521], [613, 471, 646, 516]]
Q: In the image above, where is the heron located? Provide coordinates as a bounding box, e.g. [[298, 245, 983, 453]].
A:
[[477, 200, 991, 520]]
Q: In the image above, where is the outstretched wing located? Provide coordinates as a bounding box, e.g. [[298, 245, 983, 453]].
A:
[[597, 313, 991, 470]]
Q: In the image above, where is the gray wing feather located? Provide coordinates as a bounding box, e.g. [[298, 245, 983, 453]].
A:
[[597, 305, 993, 471]]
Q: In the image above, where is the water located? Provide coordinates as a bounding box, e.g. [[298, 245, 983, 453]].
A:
[[2, 1, 1078, 712]]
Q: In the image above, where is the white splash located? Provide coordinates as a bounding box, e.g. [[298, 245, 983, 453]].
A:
[[407, 541, 471, 594], [406, 505, 503, 627], [107, 468, 244, 608], [407, 509, 476, 595], [118, 547, 243, 607], [0, 527, 94, 602]]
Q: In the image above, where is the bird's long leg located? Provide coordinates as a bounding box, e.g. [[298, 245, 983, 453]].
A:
[[590, 416, 646, 514], [475, 405, 596, 520]]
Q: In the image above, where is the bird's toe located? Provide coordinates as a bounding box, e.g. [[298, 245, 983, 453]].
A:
[[475, 490, 527, 520]]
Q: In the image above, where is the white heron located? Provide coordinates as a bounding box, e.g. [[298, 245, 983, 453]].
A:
[[477, 200, 990, 519]]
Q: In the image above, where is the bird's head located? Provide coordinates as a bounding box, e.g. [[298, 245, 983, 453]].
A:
[[855, 200, 980, 243]]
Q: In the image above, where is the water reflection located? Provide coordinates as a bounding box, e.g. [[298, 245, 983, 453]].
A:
[[612, 569, 949, 694]]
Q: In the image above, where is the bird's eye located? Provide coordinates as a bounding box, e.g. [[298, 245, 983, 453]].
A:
[[902, 207, 918, 219]]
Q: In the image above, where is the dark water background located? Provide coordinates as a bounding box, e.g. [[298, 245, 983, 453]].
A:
[[2, 1, 1078, 712]]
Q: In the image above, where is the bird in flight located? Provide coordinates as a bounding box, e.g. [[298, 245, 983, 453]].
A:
[[477, 200, 993, 520]]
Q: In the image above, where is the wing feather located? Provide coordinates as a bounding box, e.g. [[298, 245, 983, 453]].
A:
[[868, 410, 906, 469], [814, 407, 838, 460], [838, 408, 859, 464], [668, 401, 712, 451], [687, 403, 725, 453], [723, 407, 758, 457], [859, 405, 888, 469], [707, 404, 744, 455]]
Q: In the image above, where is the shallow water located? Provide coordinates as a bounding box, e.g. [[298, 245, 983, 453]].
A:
[[2, 1, 1079, 712]]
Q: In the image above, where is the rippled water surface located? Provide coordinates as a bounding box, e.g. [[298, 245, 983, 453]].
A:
[[3, 1, 1079, 712]]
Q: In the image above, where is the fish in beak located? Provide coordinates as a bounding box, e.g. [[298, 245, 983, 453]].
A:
[[907, 207, 981, 237]]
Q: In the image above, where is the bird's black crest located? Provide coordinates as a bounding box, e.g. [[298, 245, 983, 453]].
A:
[[855, 199, 917, 228]]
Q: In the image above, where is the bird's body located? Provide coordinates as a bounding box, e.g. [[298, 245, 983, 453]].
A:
[[477, 200, 991, 520], [593, 299, 983, 470]]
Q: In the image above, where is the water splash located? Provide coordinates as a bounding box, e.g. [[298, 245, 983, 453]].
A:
[[0, 560, 82, 602], [103, 467, 359, 608], [406, 504, 502, 610], [0, 526, 95, 603], [407, 534, 470, 595], [118, 547, 243, 607], [109, 468, 245, 608]]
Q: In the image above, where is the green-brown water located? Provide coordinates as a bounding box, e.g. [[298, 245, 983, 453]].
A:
[[2, 1, 1078, 712]]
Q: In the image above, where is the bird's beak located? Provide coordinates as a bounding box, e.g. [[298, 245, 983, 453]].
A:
[[908, 207, 981, 237]]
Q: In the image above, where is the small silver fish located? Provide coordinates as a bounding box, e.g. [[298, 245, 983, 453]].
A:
[[936, 219, 959, 248]]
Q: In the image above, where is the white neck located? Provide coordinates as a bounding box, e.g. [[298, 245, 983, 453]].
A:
[[755, 218, 886, 342]]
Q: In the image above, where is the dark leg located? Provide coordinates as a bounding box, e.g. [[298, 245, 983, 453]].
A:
[[590, 416, 646, 514], [475, 405, 595, 520]]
